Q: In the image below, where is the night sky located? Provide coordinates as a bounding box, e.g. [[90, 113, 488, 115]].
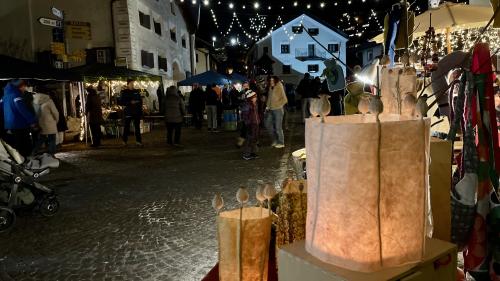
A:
[[179, 0, 468, 70]]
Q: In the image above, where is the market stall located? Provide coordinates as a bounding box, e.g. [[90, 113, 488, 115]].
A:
[[68, 63, 162, 141]]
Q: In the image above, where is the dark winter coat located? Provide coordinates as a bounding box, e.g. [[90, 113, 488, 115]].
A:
[[189, 88, 205, 112], [164, 87, 186, 123], [205, 88, 219, 106], [297, 77, 312, 99], [1, 83, 37, 130], [241, 100, 260, 125], [86, 91, 104, 124], [118, 88, 143, 118]]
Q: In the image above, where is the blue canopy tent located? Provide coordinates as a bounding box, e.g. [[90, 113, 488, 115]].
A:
[[177, 71, 230, 86], [226, 72, 248, 84]]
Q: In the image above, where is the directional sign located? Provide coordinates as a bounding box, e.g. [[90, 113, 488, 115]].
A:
[[51, 7, 63, 19], [38, 17, 62, 28]]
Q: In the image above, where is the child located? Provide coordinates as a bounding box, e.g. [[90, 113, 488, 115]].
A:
[[241, 90, 260, 160]]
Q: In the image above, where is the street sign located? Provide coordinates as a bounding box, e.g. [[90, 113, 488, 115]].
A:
[[50, 42, 65, 55], [51, 7, 63, 19], [38, 17, 62, 28], [65, 21, 92, 40]]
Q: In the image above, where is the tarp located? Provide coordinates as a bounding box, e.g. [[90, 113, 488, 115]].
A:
[[371, 2, 493, 43], [226, 72, 248, 83], [177, 70, 231, 86], [0, 55, 70, 81], [68, 63, 162, 82]]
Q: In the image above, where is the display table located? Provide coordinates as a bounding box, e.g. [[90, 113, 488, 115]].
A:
[[278, 238, 456, 281]]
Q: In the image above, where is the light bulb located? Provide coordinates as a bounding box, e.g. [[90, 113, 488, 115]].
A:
[[253, 2, 259, 9], [228, 2, 234, 9]]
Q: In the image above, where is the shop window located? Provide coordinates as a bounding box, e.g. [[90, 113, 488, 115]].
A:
[[170, 28, 177, 42], [154, 20, 161, 35], [308, 64, 319, 73], [282, 65, 291, 74], [328, 43, 339, 53], [281, 44, 290, 54], [181, 36, 187, 48], [141, 50, 154, 68], [139, 11, 151, 29], [158, 56, 168, 72], [308, 28, 319, 36]]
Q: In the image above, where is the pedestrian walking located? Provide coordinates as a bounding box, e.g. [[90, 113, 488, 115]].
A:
[[189, 83, 205, 129], [206, 84, 219, 132], [119, 79, 143, 147], [164, 86, 186, 146], [86, 87, 104, 148], [32, 91, 59, 155], [241, 90, 260, 160], [1, 80, 38, 157], [297, 73, 312, 122], [265, 76, 288, 149]]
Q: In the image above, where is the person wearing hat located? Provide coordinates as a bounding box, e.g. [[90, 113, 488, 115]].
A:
[[1, 80, 38, 156], [241, 90, 260, 160], [118, 79, 143, 147]]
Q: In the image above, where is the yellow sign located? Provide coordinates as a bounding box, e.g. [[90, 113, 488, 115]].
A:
[[65, 21, 91, 40], [50, 42, 65, 55]]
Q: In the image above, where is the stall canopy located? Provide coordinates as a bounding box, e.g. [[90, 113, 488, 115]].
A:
[[371, 2, 493, 43], [177, 70, 231, 86], [226, 72, 248, 83], [0, 55, 70, 81], [68, 63, 162, 82]]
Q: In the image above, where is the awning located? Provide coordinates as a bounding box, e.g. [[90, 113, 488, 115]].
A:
[[68, 63, 162, 82], [177, 70, 231, 86], [371, 2, 493, 43], [0, 55, 71, 81], [226, 72, 248, 83]]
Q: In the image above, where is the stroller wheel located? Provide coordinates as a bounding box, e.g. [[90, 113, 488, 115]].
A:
[[0, 206, 15, 232], [39, 196, 59, 217]]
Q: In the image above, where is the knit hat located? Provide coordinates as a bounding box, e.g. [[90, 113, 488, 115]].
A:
[[245, 90, 256, 99]]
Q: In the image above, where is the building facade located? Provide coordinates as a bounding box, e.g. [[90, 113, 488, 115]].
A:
[[0, 0, 193, 85], [349, 42, 383, 68], [249, 14, 348, 85]]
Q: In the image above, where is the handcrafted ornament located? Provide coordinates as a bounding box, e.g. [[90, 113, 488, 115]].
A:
[[358, 96, 370, 115], [344, 82, 372, 115], [215, 188, 272, 281], [305, 113, 431, 272], [212, 194, 224, 214], [415, 95, 429, 118], [276, 180, 308, 248]]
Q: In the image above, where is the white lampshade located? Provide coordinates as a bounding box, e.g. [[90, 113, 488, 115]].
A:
[[305, 114, 431, 272]]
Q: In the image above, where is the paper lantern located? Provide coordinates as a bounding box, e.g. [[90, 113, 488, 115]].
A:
[[305, 114, 431, 272], [276, 180, 308, 248], [218, 207, 272, 281], [380, 67, 417, 115]]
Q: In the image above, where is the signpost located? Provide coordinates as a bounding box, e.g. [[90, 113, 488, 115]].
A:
[[38, 17, 62, 28], [51, 7, 63, 19]]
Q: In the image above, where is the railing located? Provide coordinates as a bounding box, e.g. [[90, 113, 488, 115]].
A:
[[295, 48, 329, 60]]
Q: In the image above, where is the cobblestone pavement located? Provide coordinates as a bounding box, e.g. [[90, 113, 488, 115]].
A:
[[0, 116, 305, 281]]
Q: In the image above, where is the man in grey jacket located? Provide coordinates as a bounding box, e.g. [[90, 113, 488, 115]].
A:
[[164, 86, 186, 146]]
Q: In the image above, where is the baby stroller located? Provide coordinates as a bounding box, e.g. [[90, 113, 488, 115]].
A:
[[0, 139, 60, 232]]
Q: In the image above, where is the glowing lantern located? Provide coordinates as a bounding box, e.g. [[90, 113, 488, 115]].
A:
[[305, 114, 431, 272], [218, 207, 272, 280]]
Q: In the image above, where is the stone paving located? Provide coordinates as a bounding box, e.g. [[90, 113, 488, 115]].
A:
[[0, 117, 305, 281]]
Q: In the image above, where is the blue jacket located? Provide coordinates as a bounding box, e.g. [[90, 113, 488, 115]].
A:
[[1, 83, 37, 130]]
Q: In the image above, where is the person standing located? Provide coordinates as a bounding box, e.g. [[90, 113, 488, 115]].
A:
[[241, 90, 260, 160], [297, 73, 312, 122], [205, 84, 219, 132], [32, 91, 59, 155], [119, 79, 143, 147], [86, 87, 104, 148], [1, 80, 38, 157], [265, 76, 288, 148], [236, 82, 250, 147], [189, 83, 205, 129], [164, 86, 186, 146]]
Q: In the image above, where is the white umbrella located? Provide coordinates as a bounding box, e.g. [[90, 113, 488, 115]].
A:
[[371, 2, 493, 43]]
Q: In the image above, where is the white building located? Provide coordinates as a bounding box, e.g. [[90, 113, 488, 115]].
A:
[[0, 0, 194, 85], [112, 0, 194, 86], [349, 42, 383, 67], [249, 14, 348, 85]]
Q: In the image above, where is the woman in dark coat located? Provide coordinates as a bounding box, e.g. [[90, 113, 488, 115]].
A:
[[164, 86, 186, 146], [86, 87, 103, 147]]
